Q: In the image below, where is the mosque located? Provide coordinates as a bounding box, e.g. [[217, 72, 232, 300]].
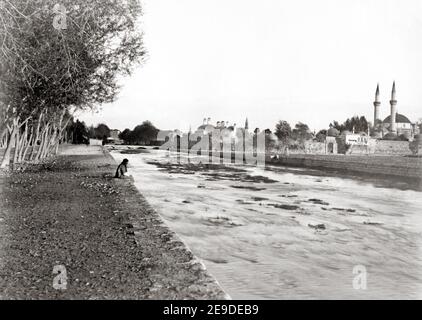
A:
[[372, 82, 419, 139]]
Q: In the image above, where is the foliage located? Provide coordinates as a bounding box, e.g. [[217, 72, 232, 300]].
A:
[[275, 120, 291, 143], [67, 119, 89, 144], [315, 129, 327, 142], [91, 123, 111, 139], [119, 128, 132, 144], [330, 116, 368, 133], [118, 121, 159, 145], [0, 0, 145, 167], [291, 122, 313, 142]]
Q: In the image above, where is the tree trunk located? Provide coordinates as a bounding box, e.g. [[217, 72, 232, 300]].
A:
[[13, 127, 20, 165], [16, 125, 27, 163], [30, 110, 44, 161], [22, 128, 33, 163], [0, 128, 8, 148], [0, 124, 17, 169]]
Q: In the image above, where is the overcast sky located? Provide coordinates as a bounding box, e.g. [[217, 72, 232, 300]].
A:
[[79, 0, 422, 132]]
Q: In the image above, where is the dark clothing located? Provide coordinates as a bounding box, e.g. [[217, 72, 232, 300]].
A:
[[115, 163, 127, 178]]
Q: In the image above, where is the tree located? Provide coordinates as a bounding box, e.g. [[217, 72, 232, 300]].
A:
[[131, 121, 159, 145], [275, 120, 291, 143], [315, 129, 327, 142], [68, 120, 89, 144], [119, 128, 133, 144], [291, 122, 312, 142], [0, 0, 145, 168], [93, 123, 111, 140], [330, 116, 369, 133], [330, 121, 343, 132]]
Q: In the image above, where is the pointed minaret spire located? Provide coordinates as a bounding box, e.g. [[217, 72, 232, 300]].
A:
[[375, 83, 380, 101], [391, 81, 396, 101], [373, 83, 381, 127], [390, 81, 397, 134]]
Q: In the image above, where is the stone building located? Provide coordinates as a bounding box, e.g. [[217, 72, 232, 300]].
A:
[[372, 82, 419, 140]]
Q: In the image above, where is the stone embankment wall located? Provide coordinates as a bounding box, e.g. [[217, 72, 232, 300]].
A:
[[267, 154, 422, 179], [373, 140, 412, 155], [273, 139, 413, 156]]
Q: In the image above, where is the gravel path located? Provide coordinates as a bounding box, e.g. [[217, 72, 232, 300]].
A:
[[0, 145, 227, 299]]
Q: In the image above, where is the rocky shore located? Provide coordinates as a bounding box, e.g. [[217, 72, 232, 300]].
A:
[[0, 145, 228, 299]]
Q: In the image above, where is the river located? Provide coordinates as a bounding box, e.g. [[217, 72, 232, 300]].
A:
[[111, 147, 422, 299]]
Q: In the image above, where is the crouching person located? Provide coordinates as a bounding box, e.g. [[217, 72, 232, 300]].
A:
[[115, 159, 129, 178]]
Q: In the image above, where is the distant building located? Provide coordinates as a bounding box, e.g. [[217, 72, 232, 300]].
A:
[[193, 117, 252, 136], [107, 129, 122, 144], [109, 129, 121, 140], [372, 82, 419, 140]]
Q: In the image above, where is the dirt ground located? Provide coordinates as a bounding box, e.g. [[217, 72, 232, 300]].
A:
[[0, 145, 227, 299]]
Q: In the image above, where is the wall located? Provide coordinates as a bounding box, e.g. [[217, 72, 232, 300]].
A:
[[268, 138, 412, 156], [374, 140, 411, 155], [268, 154, 422, 179], [304, 141, 327, 154], [347, 145, 370, 155], [343, 139, 412, 156]]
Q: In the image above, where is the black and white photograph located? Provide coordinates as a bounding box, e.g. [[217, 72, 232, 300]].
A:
[[0, 0, 421, 310]]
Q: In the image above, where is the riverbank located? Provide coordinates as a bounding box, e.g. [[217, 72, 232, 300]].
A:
[[268, 154, 422, 181], [0, 145, 227, 299]]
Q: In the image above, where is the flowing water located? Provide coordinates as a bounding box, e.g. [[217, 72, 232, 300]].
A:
[[111, 147, 422, 299]]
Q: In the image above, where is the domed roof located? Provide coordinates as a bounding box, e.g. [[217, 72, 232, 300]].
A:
[[197, 124, 215, 130], [383, 113, 411, 124], [327, 127, 340, 137]]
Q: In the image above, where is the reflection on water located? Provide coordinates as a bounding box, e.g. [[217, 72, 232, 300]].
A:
[[112, 149, 422, 299]]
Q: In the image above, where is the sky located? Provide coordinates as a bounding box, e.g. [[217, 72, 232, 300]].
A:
[[79, 0, 422, 133]]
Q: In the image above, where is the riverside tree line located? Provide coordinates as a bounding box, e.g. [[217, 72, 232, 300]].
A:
[[0, 0, 145, 169], [67, 120, 159, 145]]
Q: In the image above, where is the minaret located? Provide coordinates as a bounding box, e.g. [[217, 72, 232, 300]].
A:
[[390, 81, 397, 134], [245, 117, 249, 130], [373, 84, 381, 127]]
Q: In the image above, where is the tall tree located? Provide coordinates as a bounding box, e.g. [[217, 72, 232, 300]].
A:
[[93, 123, 111, 140], [68, 119, 89, 144], [0, 0, 145, 167], [119, 128, 132, 144], [275, 120, 292, 143], [315, 129, 327, 142], [330, 116, 368, 133], [291, 122, 312, 142], [131, 121, 159, 145]]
